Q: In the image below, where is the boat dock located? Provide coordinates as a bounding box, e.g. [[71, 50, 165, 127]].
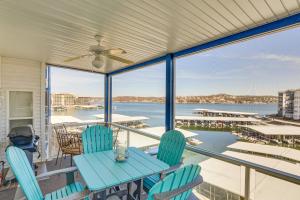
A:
[[228, 141, 300, 163], [175, 116, 261, 128], [239, 124, 300, 146], [95, 114, 149, 128], [74, 105, 103, 110], [125, 126, 199, 149], [193, 109, 258, 117]]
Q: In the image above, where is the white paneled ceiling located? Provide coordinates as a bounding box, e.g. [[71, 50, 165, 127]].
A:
[[0, 0, 299, 73]]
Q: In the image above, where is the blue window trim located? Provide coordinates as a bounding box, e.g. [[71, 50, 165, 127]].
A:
[[165, 54, 175, 131], [104, 74, 112, 123]]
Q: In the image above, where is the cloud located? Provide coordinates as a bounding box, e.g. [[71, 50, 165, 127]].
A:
[[256, 54, 300, 65]]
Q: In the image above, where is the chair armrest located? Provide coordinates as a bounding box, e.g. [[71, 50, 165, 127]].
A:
[[153, 175, 203, 200], [59, 189, 92, 200], [160, 162, 182, 179], [36, 166, 78, 181]]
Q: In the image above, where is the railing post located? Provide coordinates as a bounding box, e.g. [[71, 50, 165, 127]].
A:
[[165, 54, 175, 131], [46, 65, 51, 124], [127, 130, 130, 147], [244, 166, 251, 200], [104, 74, 112, 124]]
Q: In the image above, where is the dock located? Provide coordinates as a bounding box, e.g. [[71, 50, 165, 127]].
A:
[[228, 141, 300, 163], [238, 124, 300, 146], [118, 126, 199, 149], [74, 105, 103, 110], [193, 109, 258, 117], [175, 116, 261, 129], [241, 124, 300, 136]]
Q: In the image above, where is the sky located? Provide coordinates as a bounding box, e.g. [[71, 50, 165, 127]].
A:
[[51, 27, 300, 97]]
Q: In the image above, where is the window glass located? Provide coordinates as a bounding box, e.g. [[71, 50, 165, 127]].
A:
[[9, 91, 33, 118]]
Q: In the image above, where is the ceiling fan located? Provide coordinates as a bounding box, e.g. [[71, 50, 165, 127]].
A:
[[64, 35, 134, 68]]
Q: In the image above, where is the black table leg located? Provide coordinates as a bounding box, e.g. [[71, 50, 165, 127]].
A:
[[127, 182, 132, 200], [135, 179, 143, 200], [93, 190, 106, 200]]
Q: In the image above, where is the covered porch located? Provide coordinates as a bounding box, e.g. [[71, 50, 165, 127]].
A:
[[1, 1, 300, 200]]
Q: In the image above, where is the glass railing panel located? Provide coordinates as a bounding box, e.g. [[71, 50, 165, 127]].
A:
[[112, 127, 160, 152], [109, 125, 300, 200], [252, 171, 300, 200], [183, 149, 243, 200]]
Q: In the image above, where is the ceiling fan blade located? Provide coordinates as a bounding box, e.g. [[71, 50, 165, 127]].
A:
[[103, 48, 126, 55], [64, 54, 90, 62], [106, 55, 134, 65]]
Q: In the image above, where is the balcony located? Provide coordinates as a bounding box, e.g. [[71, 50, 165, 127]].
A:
[[1, 1, 300, 200]]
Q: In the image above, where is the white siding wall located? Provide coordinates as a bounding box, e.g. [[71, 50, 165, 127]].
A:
[[0, 56, 46, 161]]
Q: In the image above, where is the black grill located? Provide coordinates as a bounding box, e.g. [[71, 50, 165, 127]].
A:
[[7, 125, 40, 169]]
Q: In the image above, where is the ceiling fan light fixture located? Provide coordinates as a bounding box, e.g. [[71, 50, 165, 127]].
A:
[[92, 55, 104, 68]]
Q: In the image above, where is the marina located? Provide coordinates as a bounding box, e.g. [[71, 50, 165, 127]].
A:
[[175, 116, 261, 129], [228, 141, 300, 163], [238, 124, 300, 147], [193, 109, 258, 117]]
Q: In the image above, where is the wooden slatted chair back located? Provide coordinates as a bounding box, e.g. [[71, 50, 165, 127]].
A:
[[54, 124, 70, 147], [82, 125, 113, 154], [148, 164, 201, 200], [157, 130, 186, 166], [6, 146, 43, 200]]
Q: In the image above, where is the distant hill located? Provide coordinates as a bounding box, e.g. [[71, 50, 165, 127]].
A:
[[113, 94, 277, 104]]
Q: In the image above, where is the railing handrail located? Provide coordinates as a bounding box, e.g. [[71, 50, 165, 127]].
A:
[[110, 122, 300, 185]]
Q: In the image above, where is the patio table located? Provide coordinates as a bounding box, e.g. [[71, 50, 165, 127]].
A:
[[73, 147, 169, 200]]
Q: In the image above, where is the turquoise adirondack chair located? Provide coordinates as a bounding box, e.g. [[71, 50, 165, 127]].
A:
[[143, 130, 186, 192], [6, 146, 91, 200], [82, 125, 113, 154], [147, 164, 203, 200]]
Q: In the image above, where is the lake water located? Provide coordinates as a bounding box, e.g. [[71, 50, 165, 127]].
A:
[[53, 103, 277, 155]]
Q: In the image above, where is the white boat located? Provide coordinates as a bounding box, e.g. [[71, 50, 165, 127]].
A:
[[295, 139, 300, 144], [271, 139, 282, 145], [187, 138, 202, 146], [283, 139, 293, 145]]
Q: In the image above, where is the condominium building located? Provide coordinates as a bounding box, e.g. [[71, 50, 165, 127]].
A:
[[293, 89, 300, 120], [51, 93, 76, 106], [278, 89, 300, 120]]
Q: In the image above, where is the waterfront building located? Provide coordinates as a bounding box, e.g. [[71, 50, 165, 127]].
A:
[[277, 89, 300, 120], [278, 91, 285, 116], [51, 93, 76, 107], [293, 89, 300, 120], [284, 90, 295, 118], [75, 96, 103, 105]]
